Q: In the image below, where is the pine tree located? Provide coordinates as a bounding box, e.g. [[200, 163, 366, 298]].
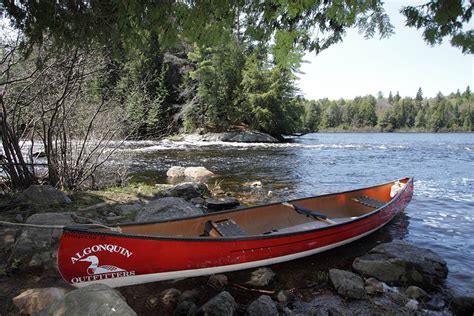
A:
[[416, 87, 423, 102]]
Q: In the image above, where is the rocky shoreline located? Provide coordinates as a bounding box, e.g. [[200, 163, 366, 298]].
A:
[[1, 169, 473, 315], [168, 130, 281, 143]]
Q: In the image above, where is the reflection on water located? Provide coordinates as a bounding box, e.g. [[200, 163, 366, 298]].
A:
[[117, 133, 474, 295]]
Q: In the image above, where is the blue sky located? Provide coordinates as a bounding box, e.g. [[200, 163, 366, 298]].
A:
[[298, 1, 474, 100]]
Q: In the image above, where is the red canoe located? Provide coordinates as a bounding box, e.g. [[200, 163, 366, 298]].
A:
[[58, 177, 413, 288]]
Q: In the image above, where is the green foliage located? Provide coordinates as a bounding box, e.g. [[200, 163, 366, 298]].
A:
[[3, 0, 394, 67], [187, 37, 245, 131], [301, 88, 473, 132], [401, 1, 473, 54]]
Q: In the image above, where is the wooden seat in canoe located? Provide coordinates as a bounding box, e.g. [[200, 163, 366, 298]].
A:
[[204, 219, 247, 237], [352, 196, 386, 209]]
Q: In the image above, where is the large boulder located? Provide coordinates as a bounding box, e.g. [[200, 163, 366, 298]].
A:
[[135, 197, 203, 222], [221, 131, 279, 143], [198, 291, 237, 316], [9, 212, 76, 270], [46, 284, 136, 315], [247, 295, 278, 316], [181, 131, 279, 143], [167, 166, 186, 178], [14, 185, 72, 206], [329, 269, 365, 299], [165, 182, 209, 200], [13, 287, 67, 315], [183, 167, 215, 179], [352, 241, 448, 289]]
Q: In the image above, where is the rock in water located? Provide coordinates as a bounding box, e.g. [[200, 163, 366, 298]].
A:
[[198, 291, 237, 316], [352, 241, 448, 289], [205, 197, 240, 212], [247, 295, 278, 316], [246, 267, 275, 287], [13, 287, 67, 315], [165, 182, 209, 200], [135, 197, 203, 221], [10, 212, 76, 270], [222, 131, 279, 143], [15, 185, 72, 206], [46, 284, 136, 315], [329, 269, 365, 299], [184, 167, 215, 179], [167, 166, 186, 178]]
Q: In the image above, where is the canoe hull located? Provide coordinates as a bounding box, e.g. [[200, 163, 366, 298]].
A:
[[58, 178, 413, 288]]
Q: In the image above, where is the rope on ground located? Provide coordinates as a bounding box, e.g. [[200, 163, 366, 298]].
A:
[[0, 220, 122, 232]]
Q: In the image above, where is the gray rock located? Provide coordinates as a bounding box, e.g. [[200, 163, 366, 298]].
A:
[[167, 166, 186, 178], [329, 269, 365, 299], [13, 287, 67, 315], [181, 131, 279, 143], [46, 284, 136, 315], [406, 286, 429, 300], [165, 182, 209, 200], [364, 277, 386, 295], [114, 202, 142, 215], [277, 290, 292, 304], [184, 167, 215, 179], [205, 197, 240, 212], [161, 288, 182, 306], [352, 241, 448, 289], [173, 300, 198, 316], [385, 290, 408, 306], [290, 294, 346, 315], [15, 185, 72, 206], [10, 212, 76, 270], [178, 289, 200, 304], [207, 274, 228, 290], [222, 131, 279, 143], [406, 299, 419, 310], [450, 295, 474, 315], [247, 295, 278, 316], [427, 296, 446, 311], [190, 197, 205, 206], [199, 291, 237, 316], [246, 267, 275, 287], [135, 197, 203, 221]]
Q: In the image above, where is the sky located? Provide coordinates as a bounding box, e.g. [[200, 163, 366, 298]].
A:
[[297, 1, 474, 100]]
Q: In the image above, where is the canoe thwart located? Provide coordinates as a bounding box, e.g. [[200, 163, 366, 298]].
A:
[[282, 202, 336, 225], [352, 196, 386, 209], [292, 204, 327, 219], [204, 219, 247, 237]]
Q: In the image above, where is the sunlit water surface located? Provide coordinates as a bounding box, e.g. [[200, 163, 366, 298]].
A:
[[115, 133, 474, 295]]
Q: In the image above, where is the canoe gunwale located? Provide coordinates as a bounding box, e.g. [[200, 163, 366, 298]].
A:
[[63, 177, 413, 242]]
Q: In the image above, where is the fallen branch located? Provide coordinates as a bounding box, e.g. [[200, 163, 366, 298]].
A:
[[230, 283, 275, 294]]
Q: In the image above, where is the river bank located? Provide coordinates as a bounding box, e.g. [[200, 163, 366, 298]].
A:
[[0, 173, 473, 315]]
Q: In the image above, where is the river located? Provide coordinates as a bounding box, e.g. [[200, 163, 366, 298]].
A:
[[117, 133, 473, 295]]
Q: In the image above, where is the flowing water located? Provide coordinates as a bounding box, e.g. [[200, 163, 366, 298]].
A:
[[118, 133, 474, 295]]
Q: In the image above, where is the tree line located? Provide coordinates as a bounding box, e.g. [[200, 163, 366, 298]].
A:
[[0, 0, 472, 191], [302, 87, 473, 132]]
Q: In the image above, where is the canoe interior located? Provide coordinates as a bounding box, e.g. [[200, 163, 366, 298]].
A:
[[92, 178, 410, 238]]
